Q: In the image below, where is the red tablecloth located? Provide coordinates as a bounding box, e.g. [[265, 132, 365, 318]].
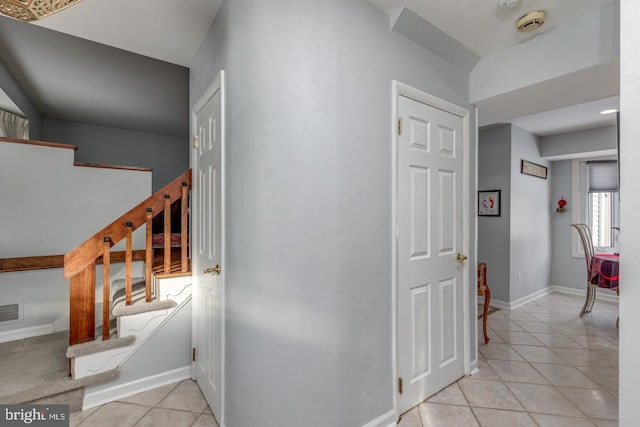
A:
[[589, 253, 619, 292]]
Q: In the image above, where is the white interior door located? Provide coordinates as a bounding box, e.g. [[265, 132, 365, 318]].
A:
[[192, 76, 224, 422], [397, 94, 466, 415]]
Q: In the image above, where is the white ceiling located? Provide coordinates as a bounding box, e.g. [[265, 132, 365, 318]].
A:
[[33, 0, 223, 67], [1, 0, 620, 137], [368, 0, 616, 57], [368, 0, 619, 136]]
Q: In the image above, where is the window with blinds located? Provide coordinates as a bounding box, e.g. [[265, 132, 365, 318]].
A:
[[587, 160, 618, 192], [587, 160, 618, 247]]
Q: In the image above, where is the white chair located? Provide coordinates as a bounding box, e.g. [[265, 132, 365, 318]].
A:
[[570, 223, 597, 317]]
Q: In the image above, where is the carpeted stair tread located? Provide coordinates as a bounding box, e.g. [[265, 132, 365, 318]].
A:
[[66, 335, 136, 358], [1, 368, 120, 406], [113, 299, 176, 317], [0, 332, 119, 409]]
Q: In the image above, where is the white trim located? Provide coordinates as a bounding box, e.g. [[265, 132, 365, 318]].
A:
[[82, 366, 191, 410], [472, 105, 479, 370], [571, 155, 619, 258], [462, 97, 472, 377], [391, 81, 471, 420], [482, 287, 552, 310], [477, 286, 618, 311], [390, 80, 399, 425], [0, 323, 54, 343], [190, 70, 226, 427], [361, 410, 397, 427], [551, 285, 619, 302]]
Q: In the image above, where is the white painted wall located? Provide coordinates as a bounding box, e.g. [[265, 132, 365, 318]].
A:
[[191, 0, 477, 425], [619, 0, 640, 424], [0, 141, 150, 336]]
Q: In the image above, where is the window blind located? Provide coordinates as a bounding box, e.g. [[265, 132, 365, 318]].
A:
[[588, 160, 618, 192]]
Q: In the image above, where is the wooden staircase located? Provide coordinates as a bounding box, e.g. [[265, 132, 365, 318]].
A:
[[63, 169, 192, 346]]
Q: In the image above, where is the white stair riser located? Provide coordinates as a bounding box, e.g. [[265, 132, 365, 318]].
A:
[[72, 278, 192, 379]]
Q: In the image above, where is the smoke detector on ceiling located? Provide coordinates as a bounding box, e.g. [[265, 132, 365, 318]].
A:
[[499, 0, 522, 8], [517, 10, 546, 33]]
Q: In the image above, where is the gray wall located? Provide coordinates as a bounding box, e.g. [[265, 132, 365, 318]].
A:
[[190, 0, 476, 425], [85, 299, 192, 396], [478, 125, 512, 302], [478, 124, 552, 304], [540, 125, 617, 159], [0, 60, 42, 139], [544, 126, 618, 292], [43, 119, 188, 191], [549, 160, 586, 290], [509, 125, 551, 301]]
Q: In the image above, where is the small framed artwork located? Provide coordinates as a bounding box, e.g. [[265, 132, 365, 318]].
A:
[[478, 190, 501, 217], [521, 160, 548, 179]]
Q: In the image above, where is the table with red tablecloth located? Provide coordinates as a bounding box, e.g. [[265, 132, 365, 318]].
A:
[[589, 253, 619, 293]]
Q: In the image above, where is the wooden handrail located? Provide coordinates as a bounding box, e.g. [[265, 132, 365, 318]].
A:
[[65, 169, 192, 346], [0, 136, 77, 151], [0, 251, 146, 273], [64, 169, 191, 279]]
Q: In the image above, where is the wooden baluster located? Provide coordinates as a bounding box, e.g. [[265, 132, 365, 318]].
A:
[[164, 194, 171, 273], [102, 237, 112, 340], [69, 263, 96, 346], [125, 222, 133, 305], [181, 182, 189, 272], [145, 208, 153, 302]]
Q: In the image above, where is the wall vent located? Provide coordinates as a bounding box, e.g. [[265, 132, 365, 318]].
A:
[[0, 302, 22, 323]]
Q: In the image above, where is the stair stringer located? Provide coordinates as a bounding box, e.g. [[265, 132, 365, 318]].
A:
[[71, 276, 192, 379]]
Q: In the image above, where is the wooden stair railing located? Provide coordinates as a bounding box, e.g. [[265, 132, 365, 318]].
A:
[[64, 169, 192, 346]]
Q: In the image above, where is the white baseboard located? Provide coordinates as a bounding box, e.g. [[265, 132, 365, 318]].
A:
[[477, 285, 619, 311], [0, 323, 55, 343], [478, 287, 553, 310], [362, 410, 396, 427], [83, 366, 191, 410], [551, 285, 619, 303]]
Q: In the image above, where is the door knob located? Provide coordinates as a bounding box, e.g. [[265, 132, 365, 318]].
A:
[[203, 264, 221, 275], [456, 253, 468, 263]]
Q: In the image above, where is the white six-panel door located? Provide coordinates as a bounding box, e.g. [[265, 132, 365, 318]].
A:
[[397, 94, 466, 415], [192, 77, 223, 423]]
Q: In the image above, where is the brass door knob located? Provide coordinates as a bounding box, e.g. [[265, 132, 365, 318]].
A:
[[456, 253, 468, 263], [203, 264, 221, 275]]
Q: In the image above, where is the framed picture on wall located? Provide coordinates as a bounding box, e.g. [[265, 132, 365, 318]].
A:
[[478, 190, 501, 217], [521, 160, 548, 179]]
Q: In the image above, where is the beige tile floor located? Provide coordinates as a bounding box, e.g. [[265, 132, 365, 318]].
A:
[[70, 379, 218, 427], [70, 292, 617, 427], [400, 291, 619, 427]]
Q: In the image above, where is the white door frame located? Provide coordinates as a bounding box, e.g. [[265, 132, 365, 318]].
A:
[[391, 80, 471, 418], [190, 70, 226, 426]]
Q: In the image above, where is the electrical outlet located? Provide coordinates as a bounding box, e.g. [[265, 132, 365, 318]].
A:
[[516, 273, 521, 283]]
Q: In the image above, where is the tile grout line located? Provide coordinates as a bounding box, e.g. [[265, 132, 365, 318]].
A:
[[503, 300, 618, 424]]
